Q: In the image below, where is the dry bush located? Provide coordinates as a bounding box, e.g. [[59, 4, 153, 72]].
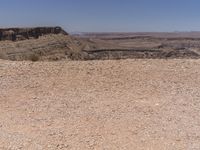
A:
[[0, 52, 8, 60], [29, 54, 39, 62]]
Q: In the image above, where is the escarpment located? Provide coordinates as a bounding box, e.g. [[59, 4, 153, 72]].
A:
[[0, 27, 68, 41]]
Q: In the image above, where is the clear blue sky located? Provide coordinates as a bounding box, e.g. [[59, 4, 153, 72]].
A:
[[1, 0, 200, 32]]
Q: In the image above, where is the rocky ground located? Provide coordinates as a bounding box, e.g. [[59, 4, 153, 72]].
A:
[[1, 59, 200, 149], [0, 34, 89, 61], [2, 32, 200, 61]]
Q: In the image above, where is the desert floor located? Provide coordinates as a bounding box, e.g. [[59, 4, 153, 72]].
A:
[[0, 59, 200, 149]]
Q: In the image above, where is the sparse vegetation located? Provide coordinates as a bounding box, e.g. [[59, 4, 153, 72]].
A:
[[29, 54, 39, 62], [0, 52, 7, 60]]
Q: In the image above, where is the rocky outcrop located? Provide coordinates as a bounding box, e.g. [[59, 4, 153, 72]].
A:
[[0, 27, 68, 41], [79, 49, 200, 60]]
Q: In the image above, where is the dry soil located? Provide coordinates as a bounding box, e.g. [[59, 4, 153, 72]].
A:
[[0, 59, 200, 149]]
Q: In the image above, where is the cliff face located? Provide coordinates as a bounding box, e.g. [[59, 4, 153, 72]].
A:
[[0, 27, 68, 41]]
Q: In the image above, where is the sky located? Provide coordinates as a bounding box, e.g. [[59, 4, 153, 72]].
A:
[[0, 0, 200, 32]]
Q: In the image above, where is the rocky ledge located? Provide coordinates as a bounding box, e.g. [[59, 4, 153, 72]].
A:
[[0, 27, 68, 41]]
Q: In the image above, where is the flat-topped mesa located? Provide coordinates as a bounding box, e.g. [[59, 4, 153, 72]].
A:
[[0, 27, 68, 41]]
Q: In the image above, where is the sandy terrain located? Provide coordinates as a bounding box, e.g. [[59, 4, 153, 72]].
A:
[[1, 59, 200, 149]]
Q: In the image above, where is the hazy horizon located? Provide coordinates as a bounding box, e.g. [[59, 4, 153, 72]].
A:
[[1, 0, 200, 32]]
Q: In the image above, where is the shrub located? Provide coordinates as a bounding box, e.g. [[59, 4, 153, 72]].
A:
[[29, 54, 39, 62], [0, 52, 8, 60]]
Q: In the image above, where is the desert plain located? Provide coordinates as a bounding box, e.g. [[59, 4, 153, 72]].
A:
[[0, 29, 200, 149]]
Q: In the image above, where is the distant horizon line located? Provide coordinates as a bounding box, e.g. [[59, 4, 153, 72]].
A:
[[1, 26, 200, 33], [70, 31, 200, 34]]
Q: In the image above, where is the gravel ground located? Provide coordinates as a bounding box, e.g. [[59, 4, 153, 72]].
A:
[[0, 59, 200, 149]]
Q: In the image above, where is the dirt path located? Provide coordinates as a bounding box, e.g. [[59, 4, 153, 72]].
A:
[[0, 59, 200, 149]]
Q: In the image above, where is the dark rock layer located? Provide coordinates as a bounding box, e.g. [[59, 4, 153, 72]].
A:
[[0, 27, 68, 41], [79, 49, 200, 60]]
